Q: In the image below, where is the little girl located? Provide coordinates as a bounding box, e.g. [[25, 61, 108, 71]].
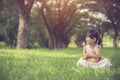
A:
[[76, 29, 112, 68]]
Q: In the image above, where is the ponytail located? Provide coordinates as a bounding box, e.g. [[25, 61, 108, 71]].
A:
[[97, 37, 102, 45]]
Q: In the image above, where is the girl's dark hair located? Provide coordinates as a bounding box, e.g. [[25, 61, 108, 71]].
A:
[[86, 29, 101, 45]]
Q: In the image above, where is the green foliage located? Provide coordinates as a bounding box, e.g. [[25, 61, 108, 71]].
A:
[[0, 41, 6, 48], [0, 0, 18, 47], [0, 48, 120, 80], [29, 14, 48, 48]]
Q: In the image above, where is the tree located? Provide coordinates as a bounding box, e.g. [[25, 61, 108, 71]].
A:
[[105, 1, 120, 48], [96, 0, 120, 48], [36, 0, 79, 49], [15, 0, 34, 49], [76, 0, 120, 48]]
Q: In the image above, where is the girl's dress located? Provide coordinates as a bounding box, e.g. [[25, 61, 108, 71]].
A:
[[76, 45, 112, 68]]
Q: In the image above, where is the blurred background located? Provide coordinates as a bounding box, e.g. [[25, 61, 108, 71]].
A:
[[0, 0, 120, 49]]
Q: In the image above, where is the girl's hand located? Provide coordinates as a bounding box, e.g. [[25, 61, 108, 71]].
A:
[[85, 54, 90, 58], [83, 54, 90, 59]]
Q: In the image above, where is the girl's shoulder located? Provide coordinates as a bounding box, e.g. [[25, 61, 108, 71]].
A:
[[94, 45, 101, 51], [95, 45, 101, 48]]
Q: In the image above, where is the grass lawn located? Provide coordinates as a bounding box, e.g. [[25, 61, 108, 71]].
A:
[[0, 48, 120, 80]]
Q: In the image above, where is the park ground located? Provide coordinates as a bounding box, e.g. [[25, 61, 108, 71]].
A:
[[0, 47, 120, 80]]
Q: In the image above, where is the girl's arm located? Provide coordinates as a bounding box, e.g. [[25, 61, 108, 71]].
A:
[[82, 46, 87, 59], [95, 47, 101, 58]]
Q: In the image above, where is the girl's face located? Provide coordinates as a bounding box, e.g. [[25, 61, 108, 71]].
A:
[[86, 36, 96, 45]]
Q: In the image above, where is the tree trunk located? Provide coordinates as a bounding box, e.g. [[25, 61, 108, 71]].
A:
[[110, 21, 118, 48], [100, 32, 104, 48], [16, 0, 34, 49], [111, 22, 118, 48], [17, 10, 29, 49], [105, 5, 118, 48], [113, 32, 118, 48], [55, 36, 67, 49], [48, 32, 55, 49]]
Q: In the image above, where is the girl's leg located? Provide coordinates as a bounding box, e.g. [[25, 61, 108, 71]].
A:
[[76, 57, 89, 67], [98, 58, 112, 68]]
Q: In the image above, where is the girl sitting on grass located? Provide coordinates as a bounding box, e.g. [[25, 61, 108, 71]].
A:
[[76, 29, 112, 68]]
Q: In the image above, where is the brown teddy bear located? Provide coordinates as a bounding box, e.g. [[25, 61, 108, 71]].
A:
[[84, 51, 102, 63]]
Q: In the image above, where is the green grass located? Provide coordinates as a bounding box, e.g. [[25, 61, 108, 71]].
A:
[[0, 48, 120, 80]]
